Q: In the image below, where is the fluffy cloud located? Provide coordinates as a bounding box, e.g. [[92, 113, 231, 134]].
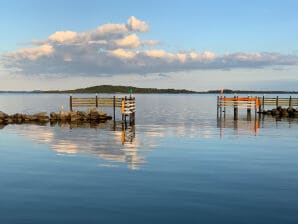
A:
[[6, 44, 54, 61], [49, 31, 77, 43], [1, 16, 298, 76]]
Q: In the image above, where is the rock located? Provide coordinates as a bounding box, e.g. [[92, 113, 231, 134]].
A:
[[77, 111, 88, 121], [5, 118, 13, 124], [59, 111, 70, 121], [70, 111, 78, 122], [89, 111, 99, 120], [0, 111, 8, 119], [281, 111, 289, 117], [271, 109, 279, 116], [34, 112, 48, 117]]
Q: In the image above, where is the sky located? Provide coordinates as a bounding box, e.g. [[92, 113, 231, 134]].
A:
[[0, 0, 298, 91]]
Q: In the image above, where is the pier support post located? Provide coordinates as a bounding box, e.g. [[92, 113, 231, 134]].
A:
[[69, 95, 73, 112], [233, 96, 238, 120], [217, 96, 219, 120], [247, 96, 251, 119], [276, 96, 279, 109], [96, 94, 98, 109], [223, 96, 226, 119], [262, 96, 265, 112], [113, 96, 116, 122]]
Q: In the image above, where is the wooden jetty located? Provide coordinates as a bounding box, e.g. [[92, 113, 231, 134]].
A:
[[217, 96, 298, 120], [70, 95, 136, 124]]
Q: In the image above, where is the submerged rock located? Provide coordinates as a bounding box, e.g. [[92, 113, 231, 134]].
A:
[[261, 107, 298, 118]]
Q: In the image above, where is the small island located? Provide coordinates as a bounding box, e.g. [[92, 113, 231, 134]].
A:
[[0, 85, 298, 94]]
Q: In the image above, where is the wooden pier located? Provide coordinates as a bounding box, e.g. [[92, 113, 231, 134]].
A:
[[70, 95, 136, 124], [217, 96, 298, 120]]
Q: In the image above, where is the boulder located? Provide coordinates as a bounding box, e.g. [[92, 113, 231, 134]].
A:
[[0, 111, 8, 119], [59, 111, 70, 121], [70, 111, 78, 122], [50, 112, 59, 120], [77, 111, 88, 121]]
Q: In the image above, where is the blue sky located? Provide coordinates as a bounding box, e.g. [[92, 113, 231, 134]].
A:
[[1, 0, 298, 90]]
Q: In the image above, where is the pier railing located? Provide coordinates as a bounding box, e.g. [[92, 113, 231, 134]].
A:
[[258, 96, 298, 111], [217, 95, 298, 120], [70, 95, 135, 123]]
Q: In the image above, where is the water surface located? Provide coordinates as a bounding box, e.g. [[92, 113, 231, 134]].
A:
[[0, 94, 298, 223]]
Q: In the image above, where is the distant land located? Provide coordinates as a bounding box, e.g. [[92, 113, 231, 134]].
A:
[[0, 85, 298, 94]]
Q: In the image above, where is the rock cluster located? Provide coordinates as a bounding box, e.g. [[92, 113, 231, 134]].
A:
[[259, 107, 298, 118], [0, 111, 49, 124], [0, 109, 112, 125], [50, 109, 112, 122]]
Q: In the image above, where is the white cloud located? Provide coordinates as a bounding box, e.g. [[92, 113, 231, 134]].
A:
[[6, 44, 54, 61], [49, 31, 77, 43], [1, 16, 298, 77], [126, 16, 149, 32], [108, 48, 136, 59], [114, 34, 140, 48]]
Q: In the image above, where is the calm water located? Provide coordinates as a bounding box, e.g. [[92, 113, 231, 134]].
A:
[[0, 94, 298, 223]]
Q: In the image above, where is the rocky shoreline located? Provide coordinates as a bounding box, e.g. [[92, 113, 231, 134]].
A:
[[258, 107, 298, 118], [0, 109, 112, 125]]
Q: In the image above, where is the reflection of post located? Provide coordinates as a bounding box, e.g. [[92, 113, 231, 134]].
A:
[[254, 115, 259, 135], [121, 123, 125, 145]]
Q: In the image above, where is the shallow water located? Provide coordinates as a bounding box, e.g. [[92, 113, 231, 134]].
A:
[[0, 94, 298, 223]]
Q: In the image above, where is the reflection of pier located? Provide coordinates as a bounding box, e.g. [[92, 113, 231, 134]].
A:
[[217, 109, 298, 137], [217, 114, 260, 137], [4, 121, 145, 170]]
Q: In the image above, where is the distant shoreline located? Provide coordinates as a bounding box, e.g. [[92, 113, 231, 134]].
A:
[[0, 85, 298, 94]]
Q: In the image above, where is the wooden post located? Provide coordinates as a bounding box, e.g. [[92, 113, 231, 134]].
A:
[[289, 96, 292, 108], [262, 96, 265, 112], [96, 94, 98, 108], [258, 97, 262, 112], [247, 96, 251, 116], [124, 96, 127, 126], [276, 96, 279, 108], [69, 95, 73, 111], [223, 96, 226, 119], [113, 96, 116, 122], [254, 96, 258, 117], [217, 96, 219, 120], [234, 96, 238, 120], [219, 96, 223, 120], [121, 97, 125, 123], [133, 97, 136, 125]]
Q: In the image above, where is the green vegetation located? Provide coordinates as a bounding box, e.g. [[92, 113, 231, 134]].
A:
[[44, 85, 198, 94]]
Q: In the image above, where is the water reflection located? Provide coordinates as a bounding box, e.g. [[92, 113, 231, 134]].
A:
[[217, 112, 298, 138], [3, 121, 146, 170]]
